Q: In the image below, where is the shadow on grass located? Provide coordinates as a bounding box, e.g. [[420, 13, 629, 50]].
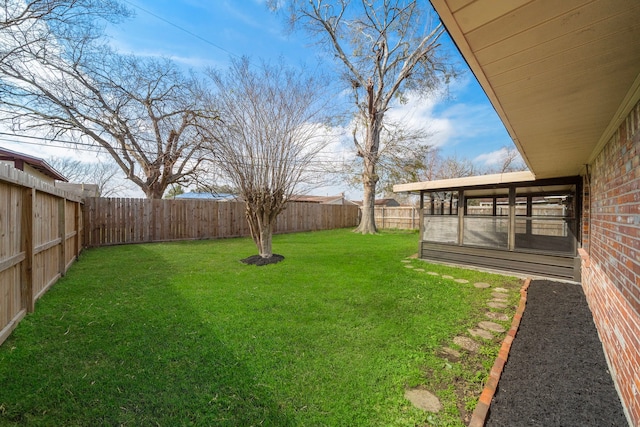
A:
[[0, 245, 293, 426]]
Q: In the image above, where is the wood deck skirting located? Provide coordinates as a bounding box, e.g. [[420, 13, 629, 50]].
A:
[[420, 242, 581, 281]]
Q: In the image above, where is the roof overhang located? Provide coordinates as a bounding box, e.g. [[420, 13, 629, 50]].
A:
[[430, 0, 640, 179], [393, 171, 580, 197], [394, 171, 535, 193]]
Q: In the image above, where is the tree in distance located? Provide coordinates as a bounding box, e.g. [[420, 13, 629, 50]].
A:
[[48, 156, 132, 197], [0, 1, 217, 198], [272, 0, 455, 233]]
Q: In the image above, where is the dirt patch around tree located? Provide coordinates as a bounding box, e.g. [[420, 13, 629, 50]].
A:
[[240, 254, 285, 266], [486, 280, 628, 427]]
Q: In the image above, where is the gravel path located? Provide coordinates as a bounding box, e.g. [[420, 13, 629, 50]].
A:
[[486, 280, 628, 427]]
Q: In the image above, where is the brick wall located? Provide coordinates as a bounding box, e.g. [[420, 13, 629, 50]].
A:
[[582, 99, 640, 426]]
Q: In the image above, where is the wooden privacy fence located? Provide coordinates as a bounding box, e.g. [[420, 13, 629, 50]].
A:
[[83, 198, 360, 247], [375, 206, 420, 230], [0, 164, 83, 347]]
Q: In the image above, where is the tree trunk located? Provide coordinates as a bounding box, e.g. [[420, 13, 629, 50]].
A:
[[258, 222, 273, 258], [354, 86, 381, 234], [354, 137, 380, 234], [144, 185, 165, 199], [355, 176, 377, 234], [246, 207, 274, 258]]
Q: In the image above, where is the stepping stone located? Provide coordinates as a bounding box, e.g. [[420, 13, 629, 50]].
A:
[[442, 275, 454, 279], [478, 321, 506, 333], [401, 259, 411, 263], [492, 292, 508, 300], [439, 347, 461, 361], [415, 268, 425, 272], [404, 265, 414, 269], [488, 301, 508, 309], [454, 278, 469, 284], [453, 336, 480, 352], [486, 312, 509, 321], [474, 282, 491, 289], [469, 328, 494, 340], [427, 272, 439, 276], [404, 388, 442, 413], [494, 287, 509, 293]]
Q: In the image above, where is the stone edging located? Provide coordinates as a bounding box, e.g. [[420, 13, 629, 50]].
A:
[[468, 277, 532, 427]]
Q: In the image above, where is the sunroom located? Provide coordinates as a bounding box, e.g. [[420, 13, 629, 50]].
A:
[[394, 171, 582, 281]]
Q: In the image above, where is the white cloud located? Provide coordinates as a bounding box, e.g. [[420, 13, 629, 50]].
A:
[[474, 147, 509, 166], [474, 146, 524, 168], [384, 91, 453, 148], [370, 75, 509, 154]]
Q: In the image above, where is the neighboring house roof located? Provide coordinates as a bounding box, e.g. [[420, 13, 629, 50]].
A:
[[174, 192, 237, 200], [0, 146, 68, 181], [429, 0, 640, 180], [376, 198, 400, 207], [288, 194, 356, 205], [353, 198, 401, 207]]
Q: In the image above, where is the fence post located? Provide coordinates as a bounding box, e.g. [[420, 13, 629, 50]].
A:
[[75, 201, 82, 257], [412, 207, 415, 229], [58, 198, 66, 276], [21, 188, 35, 313], [82, 199, 90, 248]]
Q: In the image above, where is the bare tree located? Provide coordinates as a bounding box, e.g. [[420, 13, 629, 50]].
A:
[[414, 150, 477, 210], [0, 1, 217, 198], [48, 156, 131, 196], [439, 153, 476, 179], [206, 58, 329, 262], [342, 124, 434, 195], [1, 0, 127, 26], [487, 146, 527, 174], [1, 0, 129, 63], [273, 0, 454, 233], [374, 124, 434, 196]]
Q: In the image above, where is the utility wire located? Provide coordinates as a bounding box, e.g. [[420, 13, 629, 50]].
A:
[[0, 134, 354, 169], [0, 131, 355, 161], [120, 0, 243, 60]]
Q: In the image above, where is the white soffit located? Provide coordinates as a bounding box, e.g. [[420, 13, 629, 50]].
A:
[[431, 0, 640, 178], [393, 170, 535, 193]]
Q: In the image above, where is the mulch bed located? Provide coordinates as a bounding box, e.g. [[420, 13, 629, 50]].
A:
[[240, 254, 285, 266], [486, 280, 628, 427]]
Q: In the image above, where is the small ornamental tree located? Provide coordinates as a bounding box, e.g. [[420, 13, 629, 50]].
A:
[[206, 58, 329, 263]]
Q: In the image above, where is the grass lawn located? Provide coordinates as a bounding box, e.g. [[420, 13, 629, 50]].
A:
[[0, 229, 521, 426]]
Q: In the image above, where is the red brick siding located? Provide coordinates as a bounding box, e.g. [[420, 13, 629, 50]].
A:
[[582, 260, 640, 425], [582, 99, 640, 427], [582, 175, 590, 251]]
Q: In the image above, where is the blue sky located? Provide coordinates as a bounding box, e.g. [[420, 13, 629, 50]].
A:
[[105, 0, 515, 159], [6, 0, 518, 197]]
